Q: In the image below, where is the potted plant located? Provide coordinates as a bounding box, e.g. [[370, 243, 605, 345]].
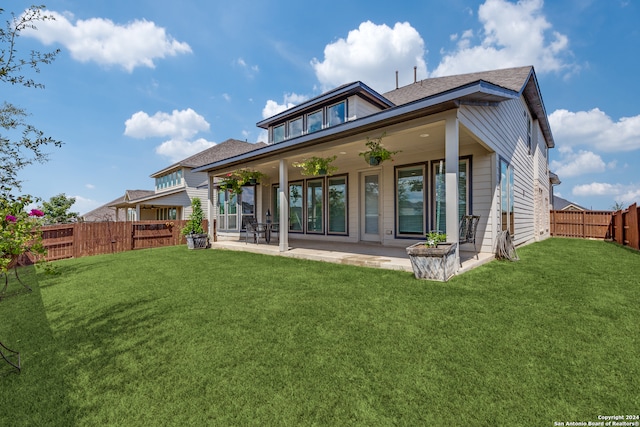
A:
[[360, 133, 401, 166], [181, 197, 209, 249], [219, 173, 242, 194], [292, 155, 338, 176], [406, 232, 458, 281], [237, 169, 267, 185]]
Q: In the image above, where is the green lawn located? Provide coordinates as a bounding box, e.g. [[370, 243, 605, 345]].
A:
[[1, 238, 638, 426]]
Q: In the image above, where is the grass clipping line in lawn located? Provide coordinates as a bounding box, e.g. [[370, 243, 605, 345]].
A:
[[0, 238, 638, 425]]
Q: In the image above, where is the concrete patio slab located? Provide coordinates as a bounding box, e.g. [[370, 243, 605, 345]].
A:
[[209, 238, 495, 277]]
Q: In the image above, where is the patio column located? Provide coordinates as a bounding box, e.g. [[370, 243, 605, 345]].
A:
[[445, 112, 460, 257], [135, 204, 141, 222], [279, 159, 289, 252]]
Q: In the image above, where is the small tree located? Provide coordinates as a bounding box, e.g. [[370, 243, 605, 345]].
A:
[[40, 193, 79, 224], [181, 197, 205, 236]]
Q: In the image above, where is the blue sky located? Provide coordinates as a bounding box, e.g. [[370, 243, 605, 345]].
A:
[[6, 0, 640, 213]]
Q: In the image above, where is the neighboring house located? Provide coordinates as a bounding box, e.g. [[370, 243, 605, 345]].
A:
[[80, 196, 129, 222], [553, 195, 587, 211], [194, 65, 556, 268], [108, 139, 266, 221]]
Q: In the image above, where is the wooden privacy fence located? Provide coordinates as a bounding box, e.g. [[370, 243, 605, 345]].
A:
[[551, 203, 640, 251], [610, 203, 640, 251], [41, 220, 209, 261], [550, 210, 613, 239]]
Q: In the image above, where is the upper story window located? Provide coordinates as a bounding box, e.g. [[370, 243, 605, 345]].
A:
[[327, 101, 346, 127], [270, 100, 348, 144], [155, 169, 183, 190], [307, 110, 323, 133], [288, 117, 303, 138], [273, 124, 285, 143]]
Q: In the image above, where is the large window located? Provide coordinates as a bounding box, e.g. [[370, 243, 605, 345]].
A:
[[307, 110, 323, 133], [217, 189, 227, 229], [240, 186, 255, 229], [432, 159, 469, 234], [289, 182, 303, 232], [306, 179, 324, 233], [396, 165, 425, 235], [328, 176, 347, 234], [327, 101, 346, 127], [500, 158, 514, 235]]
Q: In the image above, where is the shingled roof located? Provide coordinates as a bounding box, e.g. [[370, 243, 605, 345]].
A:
[[151, 139, 267, 177], [383, 66, 534, 106], [81, 196, 129, 222]]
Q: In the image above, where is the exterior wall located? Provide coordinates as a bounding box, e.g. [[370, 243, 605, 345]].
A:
[[533, 120, 551, 240], [347, 95, 384, 121], [182, 169, 209, 219], [460, 97, 542, 247]]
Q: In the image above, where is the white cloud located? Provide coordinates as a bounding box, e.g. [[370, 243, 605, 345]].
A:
[[550, 149, 607, 178], [155, 138, 216, 163], [85, 184, 95, 190], [124, 109, 213, 161], [431, 0, 574, 77], [573, 182, 618, 197], [572, 182, 640, 206], [23, 10, 191, 72], [261, 92, 307, 119], [549, 108, 640, 152], [311, 21, 427, 93], [124, 109, 210, 140], [234, 57, 260, 78]]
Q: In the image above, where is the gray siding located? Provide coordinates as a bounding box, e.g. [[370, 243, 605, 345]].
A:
[[460, 97, 539, 247]]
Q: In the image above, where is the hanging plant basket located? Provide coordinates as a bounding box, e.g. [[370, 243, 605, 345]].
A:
[[293, 155, 338, 176], [237, 169, 267, 186], [219, 173, 243, 194], [360, 133, 400, 166]]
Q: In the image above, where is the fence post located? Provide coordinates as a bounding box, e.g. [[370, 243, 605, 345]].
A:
[[73, 223, 80, 258]]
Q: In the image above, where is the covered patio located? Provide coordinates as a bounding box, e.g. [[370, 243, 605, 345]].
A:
[[209, 238, 495, 276]]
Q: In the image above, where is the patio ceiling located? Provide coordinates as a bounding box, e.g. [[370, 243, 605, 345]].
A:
[[209, 118, 483, 178]]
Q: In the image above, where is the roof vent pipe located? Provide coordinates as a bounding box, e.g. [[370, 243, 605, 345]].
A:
[[414, 66, 417, 83], [395, 70, 399, 89]]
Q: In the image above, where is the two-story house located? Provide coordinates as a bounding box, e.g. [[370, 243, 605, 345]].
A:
[[95, 139, 266, 222], [193, 66, 555, 272]]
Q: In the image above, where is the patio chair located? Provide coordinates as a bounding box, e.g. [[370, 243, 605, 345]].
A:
[[459, 215, 480, 259], [243, 216, 267, 244]]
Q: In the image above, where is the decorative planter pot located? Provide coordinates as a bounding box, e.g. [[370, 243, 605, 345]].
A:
[[406, 242, 458, 281], [369, 156, 381, 166], [318, 168, 327, 175], [186, 233, 209, 250], [249, 178, 257, 185]]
